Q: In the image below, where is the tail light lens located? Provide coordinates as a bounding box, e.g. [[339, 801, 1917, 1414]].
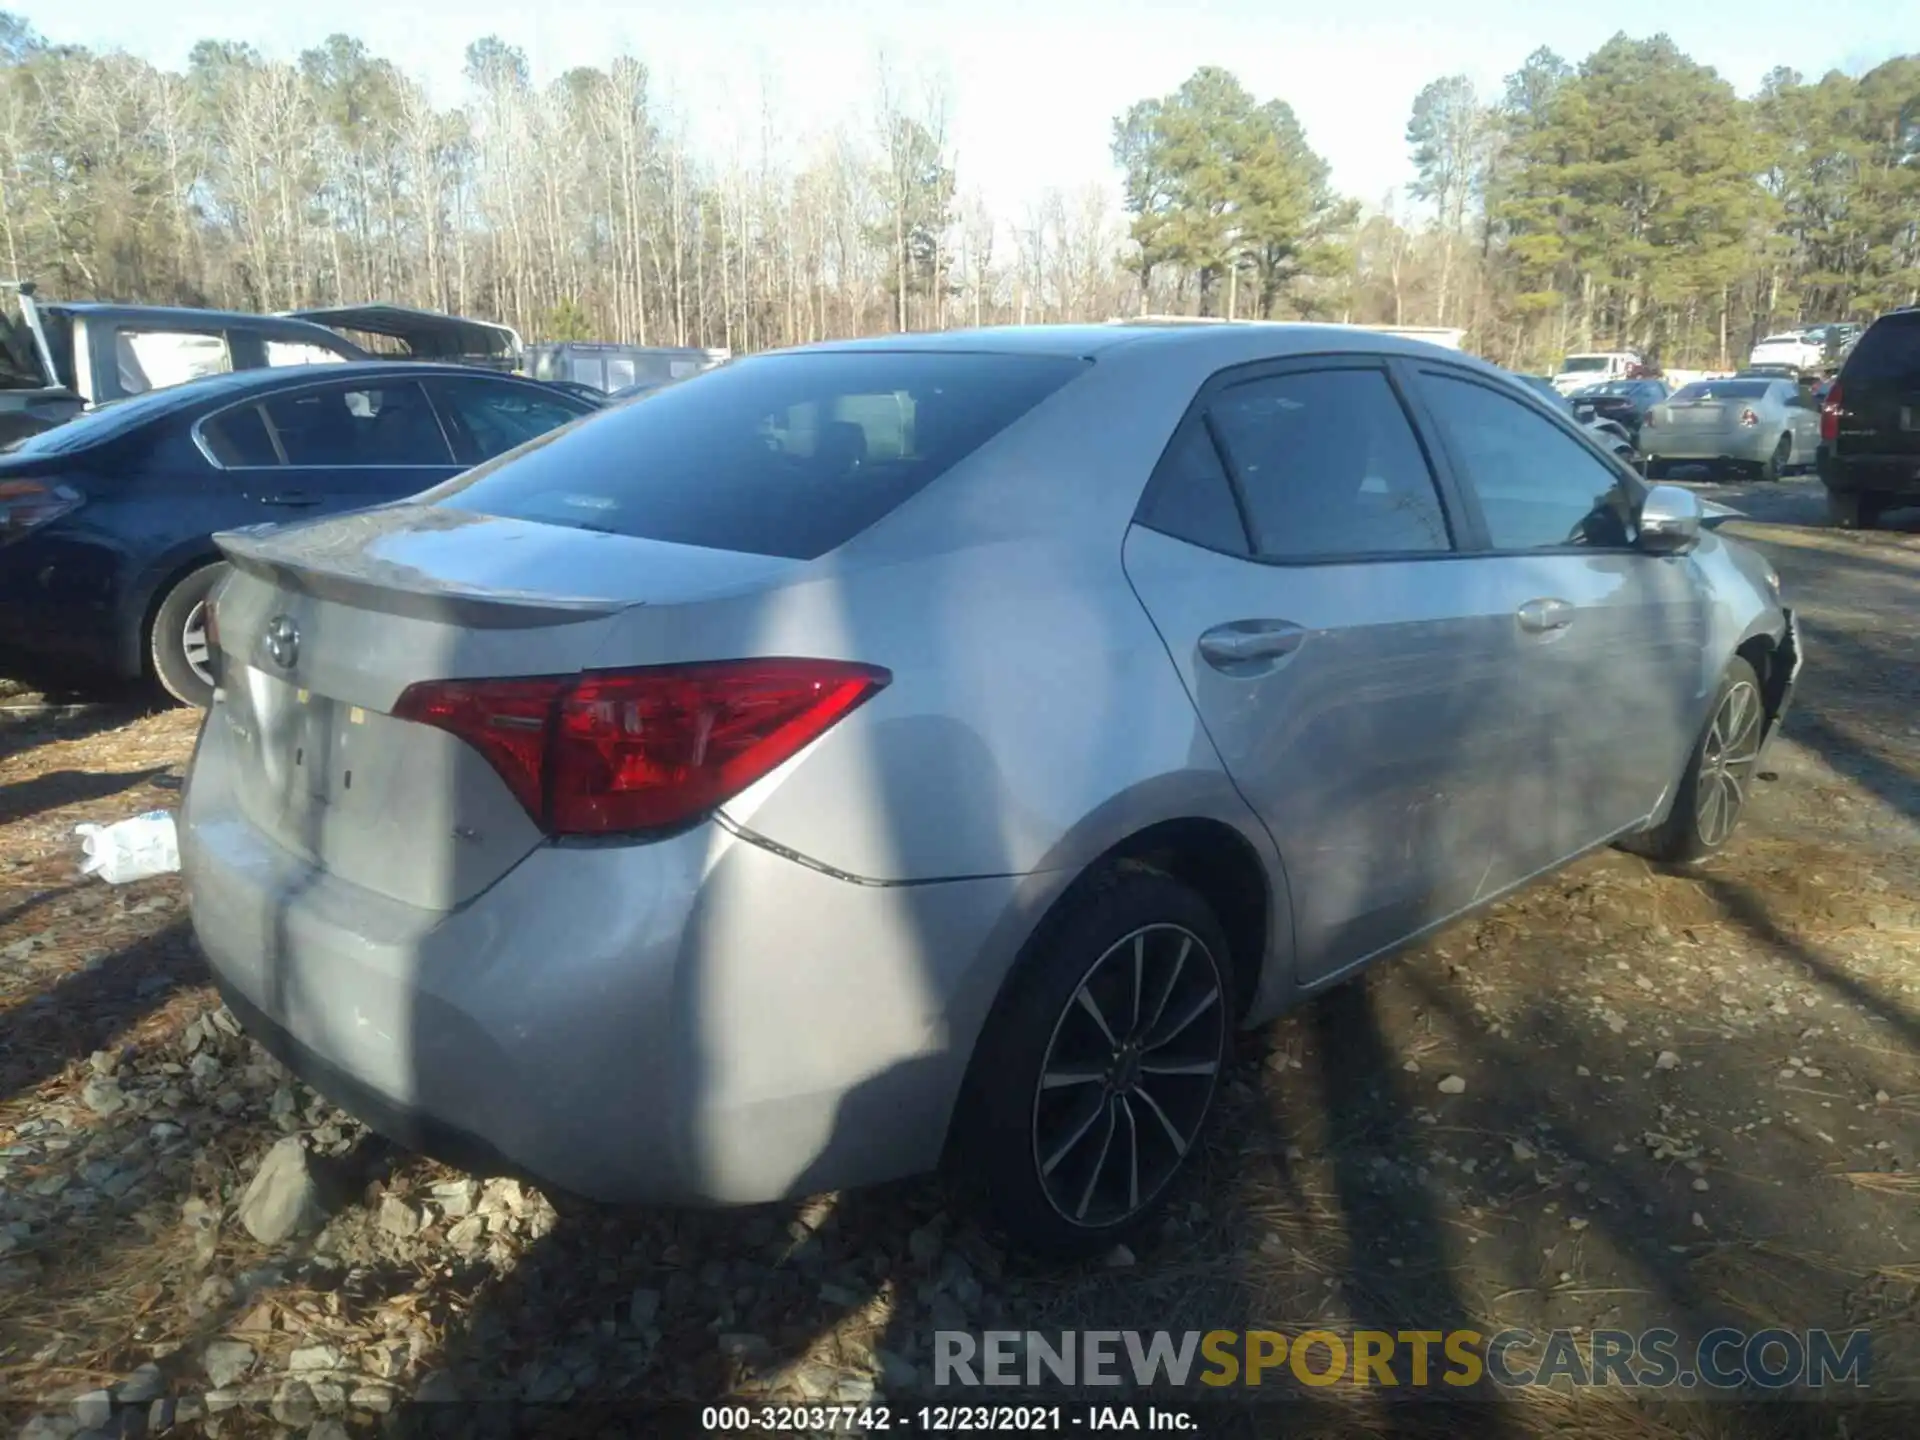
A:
[[0, 479, 81, 545], [1738, 407, 1760, 427], [1820, 383, 1842, 442], [393, 659, 890, 836]]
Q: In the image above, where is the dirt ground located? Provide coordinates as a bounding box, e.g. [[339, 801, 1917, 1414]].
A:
[[2, 476, 1919, 1439]]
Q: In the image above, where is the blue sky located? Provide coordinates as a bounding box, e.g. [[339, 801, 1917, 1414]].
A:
[[14, 0, 1911, 221]]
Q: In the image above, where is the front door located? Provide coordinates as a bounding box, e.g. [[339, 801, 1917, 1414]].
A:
[[1403, 362, 1711, 857], [1124, 359, 1551, 986]]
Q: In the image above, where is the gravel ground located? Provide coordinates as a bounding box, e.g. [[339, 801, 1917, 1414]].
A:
[[2, 477, 1918, 1438]]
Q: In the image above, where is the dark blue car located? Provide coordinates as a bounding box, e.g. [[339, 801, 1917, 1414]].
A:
[[0, 362, 596, 705]]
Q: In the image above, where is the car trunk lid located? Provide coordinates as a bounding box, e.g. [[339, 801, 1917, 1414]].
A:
[[206, 503, 800, 909]]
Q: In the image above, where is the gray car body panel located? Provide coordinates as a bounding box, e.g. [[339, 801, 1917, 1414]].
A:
[[182, 322, 1794, 1206]]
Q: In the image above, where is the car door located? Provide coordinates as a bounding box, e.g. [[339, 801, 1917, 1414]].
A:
[[1403, 362, 1711, 855], [1777, 381, 1821, 462], [1123, 358, 1553, 987], [194, 378, 463, 522], [423, 374, 596, 465]]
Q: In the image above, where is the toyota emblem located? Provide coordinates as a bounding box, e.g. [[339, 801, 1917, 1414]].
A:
[[264, 615, 299, 670]]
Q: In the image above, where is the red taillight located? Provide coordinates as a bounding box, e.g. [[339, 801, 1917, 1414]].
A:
[[392, 659, 890, 836], [1820, 383, 1842, 442], [0, 479, 81, 544], [1738, 407, 1760, 427]]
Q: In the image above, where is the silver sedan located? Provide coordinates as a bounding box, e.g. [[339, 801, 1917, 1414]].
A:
[[1644, 377, 1821, 481], [180, 323, 1801, 1254]]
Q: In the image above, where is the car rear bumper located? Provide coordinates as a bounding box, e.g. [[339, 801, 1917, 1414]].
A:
[[180, 709, 1030, 1206], [1646, 428, 1781, 464], [1820, 452, 1920, 498]]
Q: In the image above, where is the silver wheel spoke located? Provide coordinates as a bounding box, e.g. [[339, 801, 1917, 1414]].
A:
[[1075, 986, 1118, 1047], [1145, 986, 1220, 1052], [1041, 1069, 1105, 1090], [1074, 1102, 1118, 1221], [1131, 1083, 1190, 1157], [1042, 1095, 1108, 1176], [1142, 935, 1189, 1037], [1118, 1095, 1141, 1214], [1130, 934, 1144, 1035], [1141, 1057, 1219, 1078]]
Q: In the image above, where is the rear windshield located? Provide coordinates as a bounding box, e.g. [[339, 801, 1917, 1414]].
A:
[[432, 349, 1090, 559], [0, 386, 193, 454], [1671, 380, 1770, 402], [1842, 313, 1920, 387]]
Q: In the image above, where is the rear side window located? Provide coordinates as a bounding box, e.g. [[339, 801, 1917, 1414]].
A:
[[434, 351, 1090, 560], [1842, 314, 1920, 387], [200, 405, 281, 466], [1136, 422, 1248, 554], [1205, 368, 1451, 561], [258, 382, 452, 466]]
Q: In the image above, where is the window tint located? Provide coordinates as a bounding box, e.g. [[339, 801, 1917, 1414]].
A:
[[1671, 380, 1770, 402], [200, 405, 281, 467], [1205, 368, 1450, 560], [435, 379, 591, 461], [433, 351, 1088, 560], [1420, 372, 1632, 550], [1136, 422, 1248, 554], [116, 330, 232, 395], [1843, 314, 1920, 386], [259, 382, 451, 467]]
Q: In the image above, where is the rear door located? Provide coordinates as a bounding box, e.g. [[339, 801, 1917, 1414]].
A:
[[1404, 362, 1709, 848], [1122, 358, 1547, 986], [195, 378, 462, 520]]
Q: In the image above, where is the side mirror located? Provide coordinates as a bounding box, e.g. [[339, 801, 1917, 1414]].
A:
[[1637, 483, 1702, 554]]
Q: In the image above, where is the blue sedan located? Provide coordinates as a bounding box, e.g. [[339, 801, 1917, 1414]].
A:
[[0, 362, 596, 705]]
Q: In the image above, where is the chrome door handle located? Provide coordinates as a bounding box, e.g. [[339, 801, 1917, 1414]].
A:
[[1199, 621, 1306, 670], [1516, 598, 1574, 634]]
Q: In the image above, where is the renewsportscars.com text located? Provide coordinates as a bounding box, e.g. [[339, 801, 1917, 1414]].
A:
[[934, 1327, 1872, 1392]]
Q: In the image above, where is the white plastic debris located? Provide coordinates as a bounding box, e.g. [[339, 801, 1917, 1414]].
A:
[[75, 810, 180, 883]]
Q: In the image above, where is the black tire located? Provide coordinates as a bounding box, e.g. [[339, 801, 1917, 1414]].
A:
[[1758, 435, 1789, 483], [953, 864, 1234, 1257], [1618, 657, 1766, 866], [148, 562, 228, 708], [1645, 459, 1667, 481], [1827, 491, 1880, 530]]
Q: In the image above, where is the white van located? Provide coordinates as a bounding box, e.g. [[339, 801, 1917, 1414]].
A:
[[1552, 351, 1642, 394]]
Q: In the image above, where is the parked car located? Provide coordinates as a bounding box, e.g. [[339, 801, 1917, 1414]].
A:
[[0, 362, 596, 706], [1550, 350, 1641, 394], [286, 303, 524, 375], [1644, 377, 1821, 481], [1748, 330, 1825, 372], [525, 341, 729, 394], [1512, 373, 1639, 460], [1568, 378, 1670, 448], [178, 324, 1800, 1253], [535, 379, 613, 407], [1, 284, 367, 427], [1819, 306, 1920, 529]]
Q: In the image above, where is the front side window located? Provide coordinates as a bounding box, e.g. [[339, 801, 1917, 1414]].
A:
[[255, 381, 451, 467], [1418, 371, 1632, 551], [435, 380, 592, 461], [1205, 367, 1451, 561], [433, 350, 1089, 560], [115, 330, 232, 395]]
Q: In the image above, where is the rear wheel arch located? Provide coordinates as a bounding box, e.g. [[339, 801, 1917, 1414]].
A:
[[124, 549, 225, 676]]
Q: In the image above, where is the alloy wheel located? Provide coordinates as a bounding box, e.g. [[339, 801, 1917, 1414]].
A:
[[182, 601, 214, 688], [1696, 679, 1764, 848], [1030, 924, 1224, 1229]]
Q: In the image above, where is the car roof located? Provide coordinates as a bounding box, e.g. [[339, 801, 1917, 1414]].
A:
[[41, 301, 344, 332], [775, 320, 1506, 368]]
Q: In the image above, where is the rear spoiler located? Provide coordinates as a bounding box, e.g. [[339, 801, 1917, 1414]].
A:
[[214, 508, 632, 628]]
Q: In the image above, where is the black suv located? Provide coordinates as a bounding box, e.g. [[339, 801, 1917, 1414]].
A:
[[1820, 308, 1920, 529]]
